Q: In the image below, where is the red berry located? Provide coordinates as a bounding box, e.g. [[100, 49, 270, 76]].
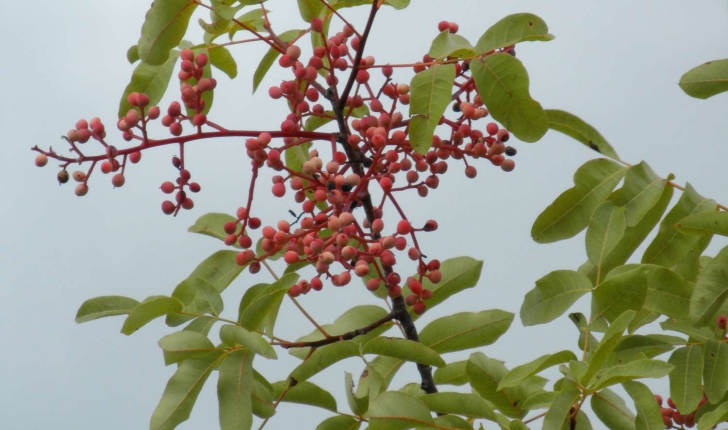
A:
[[196, 53, 208, 67], [667, 397, 676, 409], [428, 270, 442, 284], [248, 217, 261, 229], [284, 250, 299, 264], [437, 21, 450, 32], [717, 315, 727, 330], [413, 301, 426, 315], [161, 200, 176, 215], [192, 114, 207, 126], [501, 159, 515, 172], [366, 279, 380, 291], [272, 182, 286, 197], [188, 182, 201, 193], [397, 220, 412, 235], [379, 177, 393, 191], [75, 184, 89, 197], [465, 165, 477, 178], [655, 394, 663, 406], [35, 154, 48, 167], [420, 289, 432, 300], [448, 22, 459, 34], [486, 122, 499, 136], [405, 294, 418, 306], [355, 70, 370, 84], [112, 174, 125, 188], [129, 151, 142, 164], [311, 18, 324, 33]]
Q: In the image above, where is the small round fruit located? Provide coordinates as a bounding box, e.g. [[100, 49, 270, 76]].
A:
[[57, 170, 69, 184], [75, 184, 89, 196], [717, 315, 727, 330], [413, 301, 426, 315], [35, 154, 48, 167], [161, 200, 176, 215], [112, 174, 125, 187]]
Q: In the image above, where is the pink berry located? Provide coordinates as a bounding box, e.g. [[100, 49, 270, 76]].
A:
[[397, 220, 412, 235], [717, 315, 727, 330], [75, 184, 89, 197], [437, 21, 450, 32], [284, 251, 299, 264], [112, 174, 125, 188], [35, 154, 48, 167]]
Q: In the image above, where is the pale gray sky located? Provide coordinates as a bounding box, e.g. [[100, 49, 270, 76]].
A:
[[4, 1, 728, 429]]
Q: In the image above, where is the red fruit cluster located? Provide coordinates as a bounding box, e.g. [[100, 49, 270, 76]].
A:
[[657, 393, 707, 428], [33, 18, 522, 314]]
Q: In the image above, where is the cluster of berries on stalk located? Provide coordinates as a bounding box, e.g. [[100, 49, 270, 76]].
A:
[[33, 18, 519, 315]]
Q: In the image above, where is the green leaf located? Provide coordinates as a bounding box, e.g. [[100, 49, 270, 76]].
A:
[[642, 183, 716, 267], [614, 334, 679, 361], [622, 381, 665, 430], [421, 392, 496, 421], [499, 351, 577, 390], [678, 58, 728, 99], [226, 9, 267, 41], [433, 360, 469, 386], [208, 45, 237, 78], [520, 270, 593, 326], [412, 257, 483, 315], [121, 296, 183, 335], [668, 345, 704, 414], [691, 245, 728, 327], [659, 318, 713, 342], [521, 391, 557, 410], [150, 354, 219, 430], [569, 313, 599, 355], [581, 310, 635, 387], [238, 273, 299, 331], [362, 337, 445, 368], [419, 310, 513, 354], [703, 340, 728, 404], [297, 0, 325, 22], [346, 372, 367, 416], [167, 276, 224, 326], [675, 211, 728, 236], [118, 48, 178, 118], [475, 13, 554, 54], [591, 359, 674, 391], [590, 388, 636, 430], [138, 0, 197, 65], [183, 316, 217, 335], [470, 53, 548, 143], [580, 180, 674, 285], [697, 401, 728, 429], [252, 29, 303, 93], [158, 330, 218, 365], [611, 162, 668, 227], [409, 64, 457, 154], [428, 31, 475, 60], [271, 380, 337, 412], [543, 383, 580, 430], [127, 44, 140, 64], [544, 109, 619, 159], [316, 416, 361, 430], [217, 350, 254, 430], [75, 296, 140, 323], [532, 159, 626, 243], [586, 202, 626, 268], [219, 325, 277, 359], [467, 352, 527, 418], [251, 370, 275, 419], [431, 415, 475, 429], [369, 391, 436, 430], [189, 250, 245, 292], [591, 266, 650, 323], [289, 305, 393, 359], [643, 267, 692, 320], [290, 341, 360, 383]]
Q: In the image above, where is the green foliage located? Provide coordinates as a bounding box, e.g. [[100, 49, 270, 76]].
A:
[[475, 13, 554, 54], [409, 64, 456, 154], [138, 0, 198, 65], [679, 58, 728, 99], [62, 3, 728, 429], [544, 110, 619, 159], [470, 54, 548, 143]]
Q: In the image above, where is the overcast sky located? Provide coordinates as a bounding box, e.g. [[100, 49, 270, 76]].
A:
[[4, 1, 728, 429]]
